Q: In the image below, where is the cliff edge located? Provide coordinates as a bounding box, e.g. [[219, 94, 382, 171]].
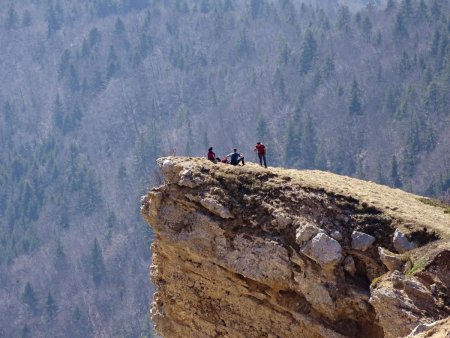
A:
[[141, 157, 450, 338]]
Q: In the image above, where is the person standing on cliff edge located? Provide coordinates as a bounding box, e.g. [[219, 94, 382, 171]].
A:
[[254, 142, 267, 168]]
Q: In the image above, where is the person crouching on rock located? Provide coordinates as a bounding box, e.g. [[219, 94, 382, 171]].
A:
[[226, 148, 245, 166], [207, 147, 221, 163]]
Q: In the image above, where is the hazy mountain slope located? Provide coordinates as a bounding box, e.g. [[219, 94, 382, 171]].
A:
[[0, 0, 450, 337]]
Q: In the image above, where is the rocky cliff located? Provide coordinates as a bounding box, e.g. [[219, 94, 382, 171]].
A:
[[141, 157, 450, 338]]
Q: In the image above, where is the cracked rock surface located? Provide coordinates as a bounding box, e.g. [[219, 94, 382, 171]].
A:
[[141, 157, 450, 338]]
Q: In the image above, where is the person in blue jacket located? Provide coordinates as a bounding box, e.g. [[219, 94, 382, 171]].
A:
[[226, 148, 245, 166]]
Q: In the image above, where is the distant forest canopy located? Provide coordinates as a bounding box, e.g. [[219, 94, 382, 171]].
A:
[[0, 0, 450, 337]]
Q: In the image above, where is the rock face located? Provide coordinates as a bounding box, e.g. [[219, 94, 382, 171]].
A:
[[141, 157, 450, 338]]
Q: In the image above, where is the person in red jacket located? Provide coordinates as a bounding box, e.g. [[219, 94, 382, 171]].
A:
[[207, 147, 221, 163], [254, 142, 267, 168]]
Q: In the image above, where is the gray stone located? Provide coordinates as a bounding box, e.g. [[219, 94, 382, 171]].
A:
[[157, 158, 180, 183], [160, 158, 175, 173], [178, 169, 203, 188], [393, 229, 418, 253], [295, 222, 321, 245], [351, 231, 376, 251], [200, 197, 233, 219], [378, 247, 403, 272], [330, 230, 343, 241], [301, 233, 343, 266]]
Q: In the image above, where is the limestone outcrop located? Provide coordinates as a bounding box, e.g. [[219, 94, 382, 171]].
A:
[[141, 157, 450, 338]]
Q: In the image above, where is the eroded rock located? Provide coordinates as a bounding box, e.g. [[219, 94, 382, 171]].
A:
[[351, 231, 376, 251], [143, 157, 450, 338], [300, 233, 343, 267], [295, 222, 321, 245], [330, 230, 343, 241], [408, 317, 450, 337], [178, 169, 204, 188], [378, 247, 403, 272], [200, 197, 233, 219], [369, 271, 446, 338], [393, 229, 418, 253], [158, 157, 182, 184]]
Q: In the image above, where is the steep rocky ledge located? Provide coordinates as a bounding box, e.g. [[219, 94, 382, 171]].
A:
[[141, 157, 450, 338]]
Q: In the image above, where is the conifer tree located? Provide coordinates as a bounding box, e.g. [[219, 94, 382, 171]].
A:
[[301, 113, 317, 168], [106, 46, 120, 80], [114, 17, 126, 35], [400, 0, 413, 18], [323, 55, 335, 79], [424, 120, 437, 153], [22, 282, 38, 314], [250, 0, 262, 19], [22, 10, 32, 27], [47, 4, 62, 37], [376, 161, 386, 185], [430, 1, 441, 20], [20, 324, 31, 338], [336, 5, 351, 33], [68, 65, 80, 93], [58, 50, 71, 79], [284, 105, 302, 167], [349, 79, 363, 115], [384, 87, 398, 115], [89, 239, 105, 287], [390, 155, 402, 188], [273, 68, 285, 99], [362, 16, 372, 41], [5, 6, 18, 30], [394, 13, 408, 39], [423, 81, 440, 115], [277, 37, 290, 66], [300, 29, 317, 75], [54, 238, 67, 270], [88, 28, 101, 47], [237, 30, 252, 57], [256, 115, 269, 142], [355, 156, 365, 179], [45, 292, 58, 319], [386, 0, 396, 11], [52, 95, 64, 130]]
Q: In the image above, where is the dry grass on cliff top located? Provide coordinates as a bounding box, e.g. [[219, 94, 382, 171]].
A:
[[165, 157, 450, 242]]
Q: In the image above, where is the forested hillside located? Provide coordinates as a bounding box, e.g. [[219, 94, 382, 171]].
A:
[[0, 0, 449, 337]]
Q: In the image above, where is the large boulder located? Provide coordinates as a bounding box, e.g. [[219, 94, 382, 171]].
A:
[[369, 271, 444, 338], [200, 197, 234, 219], [351, 231, 376, 251], [378, 247, 403, 272], [295, 222, 322, 245], [301, 233, 343, 267], [393, 229, 418, 253]]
